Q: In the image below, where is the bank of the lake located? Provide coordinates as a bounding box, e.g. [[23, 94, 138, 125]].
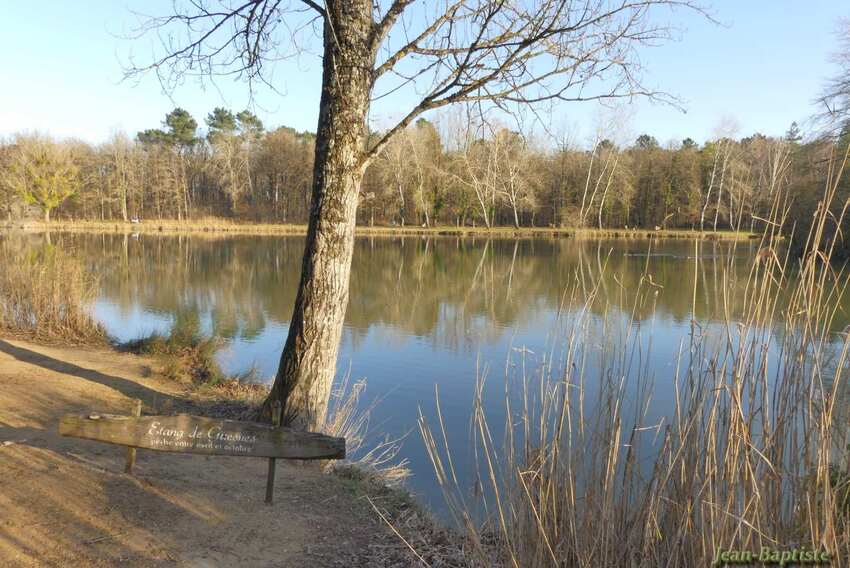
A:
[[0, 338, 460, 567], [4, 218, 758, 240]]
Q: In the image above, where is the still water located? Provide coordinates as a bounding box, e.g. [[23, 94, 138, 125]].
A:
[[38, 233, 849, 512]]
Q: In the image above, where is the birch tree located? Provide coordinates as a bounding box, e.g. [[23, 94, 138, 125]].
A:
[[494, 128, 536, 228], [103, 132, 138, 222]]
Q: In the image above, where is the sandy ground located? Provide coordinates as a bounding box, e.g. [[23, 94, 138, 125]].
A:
[[0, 339, 428, 567]]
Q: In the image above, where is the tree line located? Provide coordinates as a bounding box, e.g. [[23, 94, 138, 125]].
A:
[[0, 107, 847, 243]]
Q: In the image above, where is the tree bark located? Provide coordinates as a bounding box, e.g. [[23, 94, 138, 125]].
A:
[[121, 189, 129, 222], [44, 208, 50, 222], [261, 2, 374, 431]]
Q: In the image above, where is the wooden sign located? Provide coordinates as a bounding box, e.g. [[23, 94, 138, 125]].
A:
[[59, 412, 345, 460]]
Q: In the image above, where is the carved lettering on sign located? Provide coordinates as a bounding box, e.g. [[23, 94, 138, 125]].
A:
[[59, 413, 345, 460]]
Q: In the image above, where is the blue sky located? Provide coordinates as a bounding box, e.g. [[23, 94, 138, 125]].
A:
[[0, 1, 847, 146]]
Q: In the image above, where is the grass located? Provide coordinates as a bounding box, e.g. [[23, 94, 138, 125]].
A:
[[0, 236, 106, 344], [6, 217, 756, 240], [121, 313, 236, 386], [417, 147, 850, 566]]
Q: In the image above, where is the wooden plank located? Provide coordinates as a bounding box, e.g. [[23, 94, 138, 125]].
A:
[[59, 413, 345, 460]]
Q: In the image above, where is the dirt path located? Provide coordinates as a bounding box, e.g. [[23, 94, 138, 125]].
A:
[[0, 339, 429, 567]]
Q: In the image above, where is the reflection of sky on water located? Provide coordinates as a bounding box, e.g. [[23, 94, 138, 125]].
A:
[[45, 233, 840, 515], [93, 300, 172, 342]]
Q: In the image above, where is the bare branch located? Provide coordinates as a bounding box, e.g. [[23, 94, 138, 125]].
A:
[[124, 0, 321, 96], [814, 19, 850, 136], [364, 0, 709, 166], [371, 0, 415, 50], [299, 0, 326, 17], [127, 0, 712, 168]]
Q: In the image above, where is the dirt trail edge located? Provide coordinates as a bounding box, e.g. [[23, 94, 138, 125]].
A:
[[0, 338, 429, 567]]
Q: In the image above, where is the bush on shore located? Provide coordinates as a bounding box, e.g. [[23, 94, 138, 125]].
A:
[[122, 313, 229, 386]]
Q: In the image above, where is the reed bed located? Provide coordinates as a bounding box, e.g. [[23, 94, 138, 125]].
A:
[[0, 236, 105, 343], [12, 217, 308, 236], [419, 149, 850, 566], [8, 217, 754, 241]]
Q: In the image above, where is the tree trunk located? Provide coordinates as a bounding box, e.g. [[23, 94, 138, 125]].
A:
[[121, 189, 129, 222], [261, 2, 373, 431], [701, 148, 720, 231], [44, 208, 50, 222], [713, 150, 729, 232], [397, 181, 405, 226], [579, 143, 597, 225]]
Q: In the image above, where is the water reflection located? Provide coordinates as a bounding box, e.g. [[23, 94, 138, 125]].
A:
[[65, 234, 802, 344], [10, 232, 850, 511]]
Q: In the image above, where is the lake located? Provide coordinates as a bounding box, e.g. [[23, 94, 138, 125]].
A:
[[21, 232, 850, 513]]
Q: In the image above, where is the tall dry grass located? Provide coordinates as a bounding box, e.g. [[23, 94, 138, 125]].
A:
[[14, 217, 754, 241], [420, 147, 850, 566], [0, 236, 105, 343], [320, 369, 411, 487]]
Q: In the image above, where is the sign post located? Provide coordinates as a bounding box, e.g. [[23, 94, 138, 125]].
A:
[[265, 400, 283, 504], [124, 399, 142, 475]]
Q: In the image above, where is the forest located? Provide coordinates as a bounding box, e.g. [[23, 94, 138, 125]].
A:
[[0, 106, 848, 255]]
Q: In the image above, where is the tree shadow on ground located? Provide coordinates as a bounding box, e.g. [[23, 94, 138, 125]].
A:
[[0, 339, 189, 413]]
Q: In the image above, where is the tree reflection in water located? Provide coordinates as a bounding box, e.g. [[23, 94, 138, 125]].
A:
[[11, 232, 849, 513]]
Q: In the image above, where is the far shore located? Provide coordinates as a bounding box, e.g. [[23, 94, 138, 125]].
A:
[[3, 218, 760, 240]]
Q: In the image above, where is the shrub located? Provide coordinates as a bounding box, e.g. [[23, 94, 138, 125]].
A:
[[123, 313, 225, 385]]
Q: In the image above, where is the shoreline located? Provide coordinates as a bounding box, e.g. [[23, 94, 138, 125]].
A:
[[2, 218, 759, 240], [0, 336, 456, 566]]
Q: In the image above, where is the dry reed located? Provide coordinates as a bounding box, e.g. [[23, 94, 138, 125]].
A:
[[419, 146, 850, 566], [0, 236, 105, 343], [320, 369, 412, 487]]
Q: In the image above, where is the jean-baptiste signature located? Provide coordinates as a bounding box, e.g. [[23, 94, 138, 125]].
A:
[[712, 546, 831, 566]]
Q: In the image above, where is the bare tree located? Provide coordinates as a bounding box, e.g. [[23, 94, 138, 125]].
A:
[[744, 135, 791, 232], [130, 0, 707, 429], [378, 131, 411, 226], [451, 123, 499, 228], [493, 128, 536, 228], [208, 130, 251, 211], [596, 149, 621, 228], [700, 139, 731, 231], [816, 19, 850, 134], [102, 133, 132, 222], [406, 121, 442, 227]]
